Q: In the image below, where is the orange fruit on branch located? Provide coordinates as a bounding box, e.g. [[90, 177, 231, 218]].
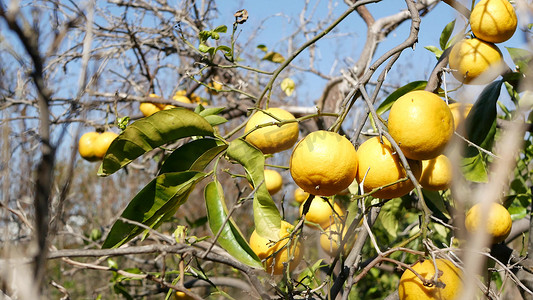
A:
[[249, 220, 302, 275], [356, 136, 421, 199], [388, 90, 454, 160], [244, 108, 299, 154], [470, 0, 517, 43], [290, 130, 358, 196]]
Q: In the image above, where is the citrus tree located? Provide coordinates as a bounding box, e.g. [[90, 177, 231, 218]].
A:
[[1, 0, 533, 299]]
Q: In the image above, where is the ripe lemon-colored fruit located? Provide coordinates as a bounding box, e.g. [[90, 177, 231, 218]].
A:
[[249, 220, 302, 275], [388, 90, 454, 160], [356, 137, 422, 199], [449, 103, 473, 130], [173, 291, 195, 300], [139, 102, 161, 117], [320, 223, 354, 256], [290, 131, 358, 196], [299, 197, 344, 230], [78, 132, 101, 162], [206, 81, 223, 95], [173, 91, 192, 104], [78, 131, 118, 161], [293, 187, 309, 203], [244, 108, 299, 154], [465, 202, 512, 244], [93, 131, 119, 158], [448, 38, 504, 84], [470, 0, 517, 43], [264, 169, 283, 195], [398, 258, 462, 300], [419, 154, 452, 191]]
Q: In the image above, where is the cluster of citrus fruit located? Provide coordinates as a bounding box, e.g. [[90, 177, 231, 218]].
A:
[[78, 131, 118, 162], [139, 91, 204, 117], [448, 0, 517, 84]]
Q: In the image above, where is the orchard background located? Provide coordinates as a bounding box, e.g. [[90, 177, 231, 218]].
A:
[[0, 0, 532, 299]]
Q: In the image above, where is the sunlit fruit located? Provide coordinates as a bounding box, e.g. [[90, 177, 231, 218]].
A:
[[290, 131, 358, 196], [398, 258, 462, 300], [78, 131, 118, 162], [470, 0, 517, 43], [388, 90, 454, 160], [244, 108, 299, 154], [356, 136, 421, 199], [448, 38, 504, 84]]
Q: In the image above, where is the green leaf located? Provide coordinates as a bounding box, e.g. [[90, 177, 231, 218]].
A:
[[422, 190, 450, 220], [440, 20, 456, 50], [281, 78, 295, 96], [226, 139, 281, 241], [205, 181, 263, 268], [213, 25, 228, 33], [257, 44, 268, 52], [98, 108, 213, 176], [508, 206, 527, 221], [216, 45, 232, 55], [376, 81, 427, 115], [102, 171, 206, 248], [377, 199, 402, 240], [198, 107, 225, 117], [424, 46, 443, 59], [262, 52, 285, 63], [199, 43, 214, 53], [460, 153, 488, 182], [506, 47, 532, 74], [159, 138, 227, 174], [464, 80, 502, 152], [203, 115, 228, 126]]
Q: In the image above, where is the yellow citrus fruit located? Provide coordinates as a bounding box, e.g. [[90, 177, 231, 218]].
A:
[[173, 92, 192, 104], [448, 38, 504, 84], [356, 137, 422, 199], [320, 223, 354, 256], [299, 197, 344, 230], [249, 220, 302, 275], [398, 258, 462, 300], [78, 131, 118, 161], [470, 0, 517, 43], [206, 81, 223, 95], [448, 102, 473, 130], [173, 291, 195, 300], [139, 102, 161, 117], [293, 187, 309, 203], [264, 169, 283, 195], [78, 132, 101, 162], [93, 131, 119, 158], [419, 154, 453, 191], [290, 131, 358, 196], [244, 108, 299, 154], [465, 202, 512, 244], [388, 90, 454, 160]]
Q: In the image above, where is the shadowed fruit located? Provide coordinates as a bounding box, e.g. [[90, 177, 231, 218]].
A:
[[293, 187, 309, 203], [264, 169, 283, 195], [244, 108, 299, 154], [398, 258, 462, 300], [320, 223, 355, 256], [249, 220, 302, 275], [465, 202, 512, 244], [470, 0, 517, 43], [388, 90, 454, 160], [299, 197, 344, 230], [448, 38, 504, 84], [419, 154, 452, 191], [356, 136, 421, 199], [290, 131, 358, 196], [448, 103, 473, 131]]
